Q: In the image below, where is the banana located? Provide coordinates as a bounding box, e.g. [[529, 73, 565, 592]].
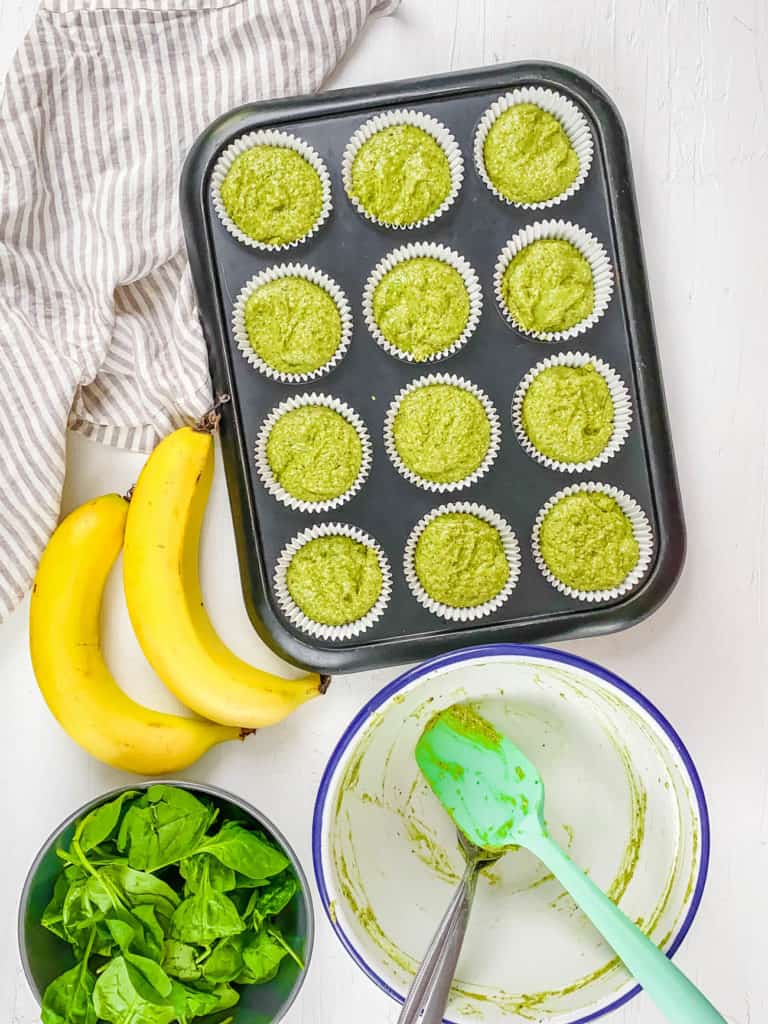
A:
[[30, 495, 246, 774], [123, 427, 325, 728]]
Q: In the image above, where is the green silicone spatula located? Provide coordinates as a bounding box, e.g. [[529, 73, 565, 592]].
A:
[[415, 703, 725, 1024]]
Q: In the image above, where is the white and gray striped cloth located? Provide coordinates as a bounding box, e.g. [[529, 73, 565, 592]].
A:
[[0, 0, 399, 620]]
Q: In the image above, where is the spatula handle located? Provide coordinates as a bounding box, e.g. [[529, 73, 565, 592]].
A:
[[527, 833, 725, 1024]]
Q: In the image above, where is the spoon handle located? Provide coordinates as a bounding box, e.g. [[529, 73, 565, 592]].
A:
[[417, 867, 480, 1023], [397, 859, 478, 1024], [527, 832, 726, 1024]]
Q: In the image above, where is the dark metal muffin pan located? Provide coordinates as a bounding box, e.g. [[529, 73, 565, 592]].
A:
[[180, 60, 685, 674]]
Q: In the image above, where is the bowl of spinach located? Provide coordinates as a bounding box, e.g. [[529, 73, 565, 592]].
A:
[[18, 781, 314, 1024]]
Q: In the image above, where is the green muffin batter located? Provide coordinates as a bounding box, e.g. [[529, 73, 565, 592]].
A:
[[522, 364, 614, 463], [415, 512, 509, 608], [266, 405, 362, 503], [393, 383, 491, 484], [539, 491, 639, 591], [372, 257, 470, 361], [220, 145, 324, 245], [502, 239, 594, 334], [483, 103, 579, 205], [244, 276, 342, 375], [287, 535, 382, 626], [350, 124, 452, 226]]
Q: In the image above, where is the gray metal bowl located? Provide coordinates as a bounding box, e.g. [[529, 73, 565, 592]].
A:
[[18, 780, 314, 1024]]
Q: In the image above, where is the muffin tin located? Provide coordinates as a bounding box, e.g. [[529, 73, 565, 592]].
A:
[[180, 60, 685, 673]]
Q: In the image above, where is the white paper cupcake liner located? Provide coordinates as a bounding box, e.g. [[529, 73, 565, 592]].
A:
[[404, 502, 521, 621], [532, 482, 654, 603], [512, 352, 632, 473], [341, 109, 463, 230], [383, 373, 501, 493], [232, 263, 353, 384], [255, 393, 372, 513], [211, 129, 332, 251], [494, 219, 614, 343], [274, 522, 392, 641], [362, 242, 482, 364], [474, 86, 593, 210]]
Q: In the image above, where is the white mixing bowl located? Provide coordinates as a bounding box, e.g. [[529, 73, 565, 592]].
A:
[[313, 644, 709, 1023]]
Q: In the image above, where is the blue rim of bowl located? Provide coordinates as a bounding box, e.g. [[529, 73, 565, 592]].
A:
[[311, 642, 711, 1024], [18, 778, 315, 1022]]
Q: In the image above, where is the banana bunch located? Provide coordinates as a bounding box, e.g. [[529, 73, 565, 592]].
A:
[[30, 426, 326, 775]]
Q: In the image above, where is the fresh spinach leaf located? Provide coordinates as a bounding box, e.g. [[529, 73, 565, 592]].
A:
[[170, 856, 244, 946], [170, 884, 244, 945], [105, 905, 164, 962], [99, 863, 180, 924], [266, 926, 304, 970], [179, 852, 237, 894], [117, 785, 216, 871], [40, 933, 97, 1024], [124, 950, 172, 998], [196, 821, 289, 880], [168, 980, 239, 1023], [201, 934, 244, 985], [162, 940, 202, 982], [75, 791, 139, 854], [61, 880, 115, 958], [41, 873, 72, 941], [92, 956, 176, 1024], [237, 929, 288, 984], [246, 872, 297, 926]]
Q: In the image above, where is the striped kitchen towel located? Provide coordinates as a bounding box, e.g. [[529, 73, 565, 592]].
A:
[[0, 0, 399, 621]]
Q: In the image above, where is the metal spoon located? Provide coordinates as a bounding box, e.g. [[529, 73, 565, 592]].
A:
[[397, 831, 501, 1024]]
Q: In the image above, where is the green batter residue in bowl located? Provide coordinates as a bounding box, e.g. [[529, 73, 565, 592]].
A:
[[522, 364, 614, 464], [392, 383, 491, 484], [501, 238, 594, 334], [372, 257, 471, 361], [350, 124, 452, 226], [483, 102, 579, 205], [220, 145, 324, 246], [266, 405, 362, 503], [415, 512, 509, 608], [244, 276, 342, 376], [539, 491, 639, 592], [287, 535, 383, 626]]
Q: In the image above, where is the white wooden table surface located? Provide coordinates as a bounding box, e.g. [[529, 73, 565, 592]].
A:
[[1, 2, 765, 1022]]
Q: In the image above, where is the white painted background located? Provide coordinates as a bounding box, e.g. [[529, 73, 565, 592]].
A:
[[0, 1, 766, 1021]]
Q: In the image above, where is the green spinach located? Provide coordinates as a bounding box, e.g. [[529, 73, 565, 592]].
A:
[[238, 929, 289, 984], [200, 934, 244, 985], [117, 786, 216, 871], [170, 859, 244, 945], [92, 957, 176, 1024], [162, 940, 202, 982], [196, 821, 289, 880], [39, 786, 301, 1024], [40, 932, 97, 1024], [179, 852, 237, 894]]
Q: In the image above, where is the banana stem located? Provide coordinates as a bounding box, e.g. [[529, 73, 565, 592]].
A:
[[194, 393, 231, 435]]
